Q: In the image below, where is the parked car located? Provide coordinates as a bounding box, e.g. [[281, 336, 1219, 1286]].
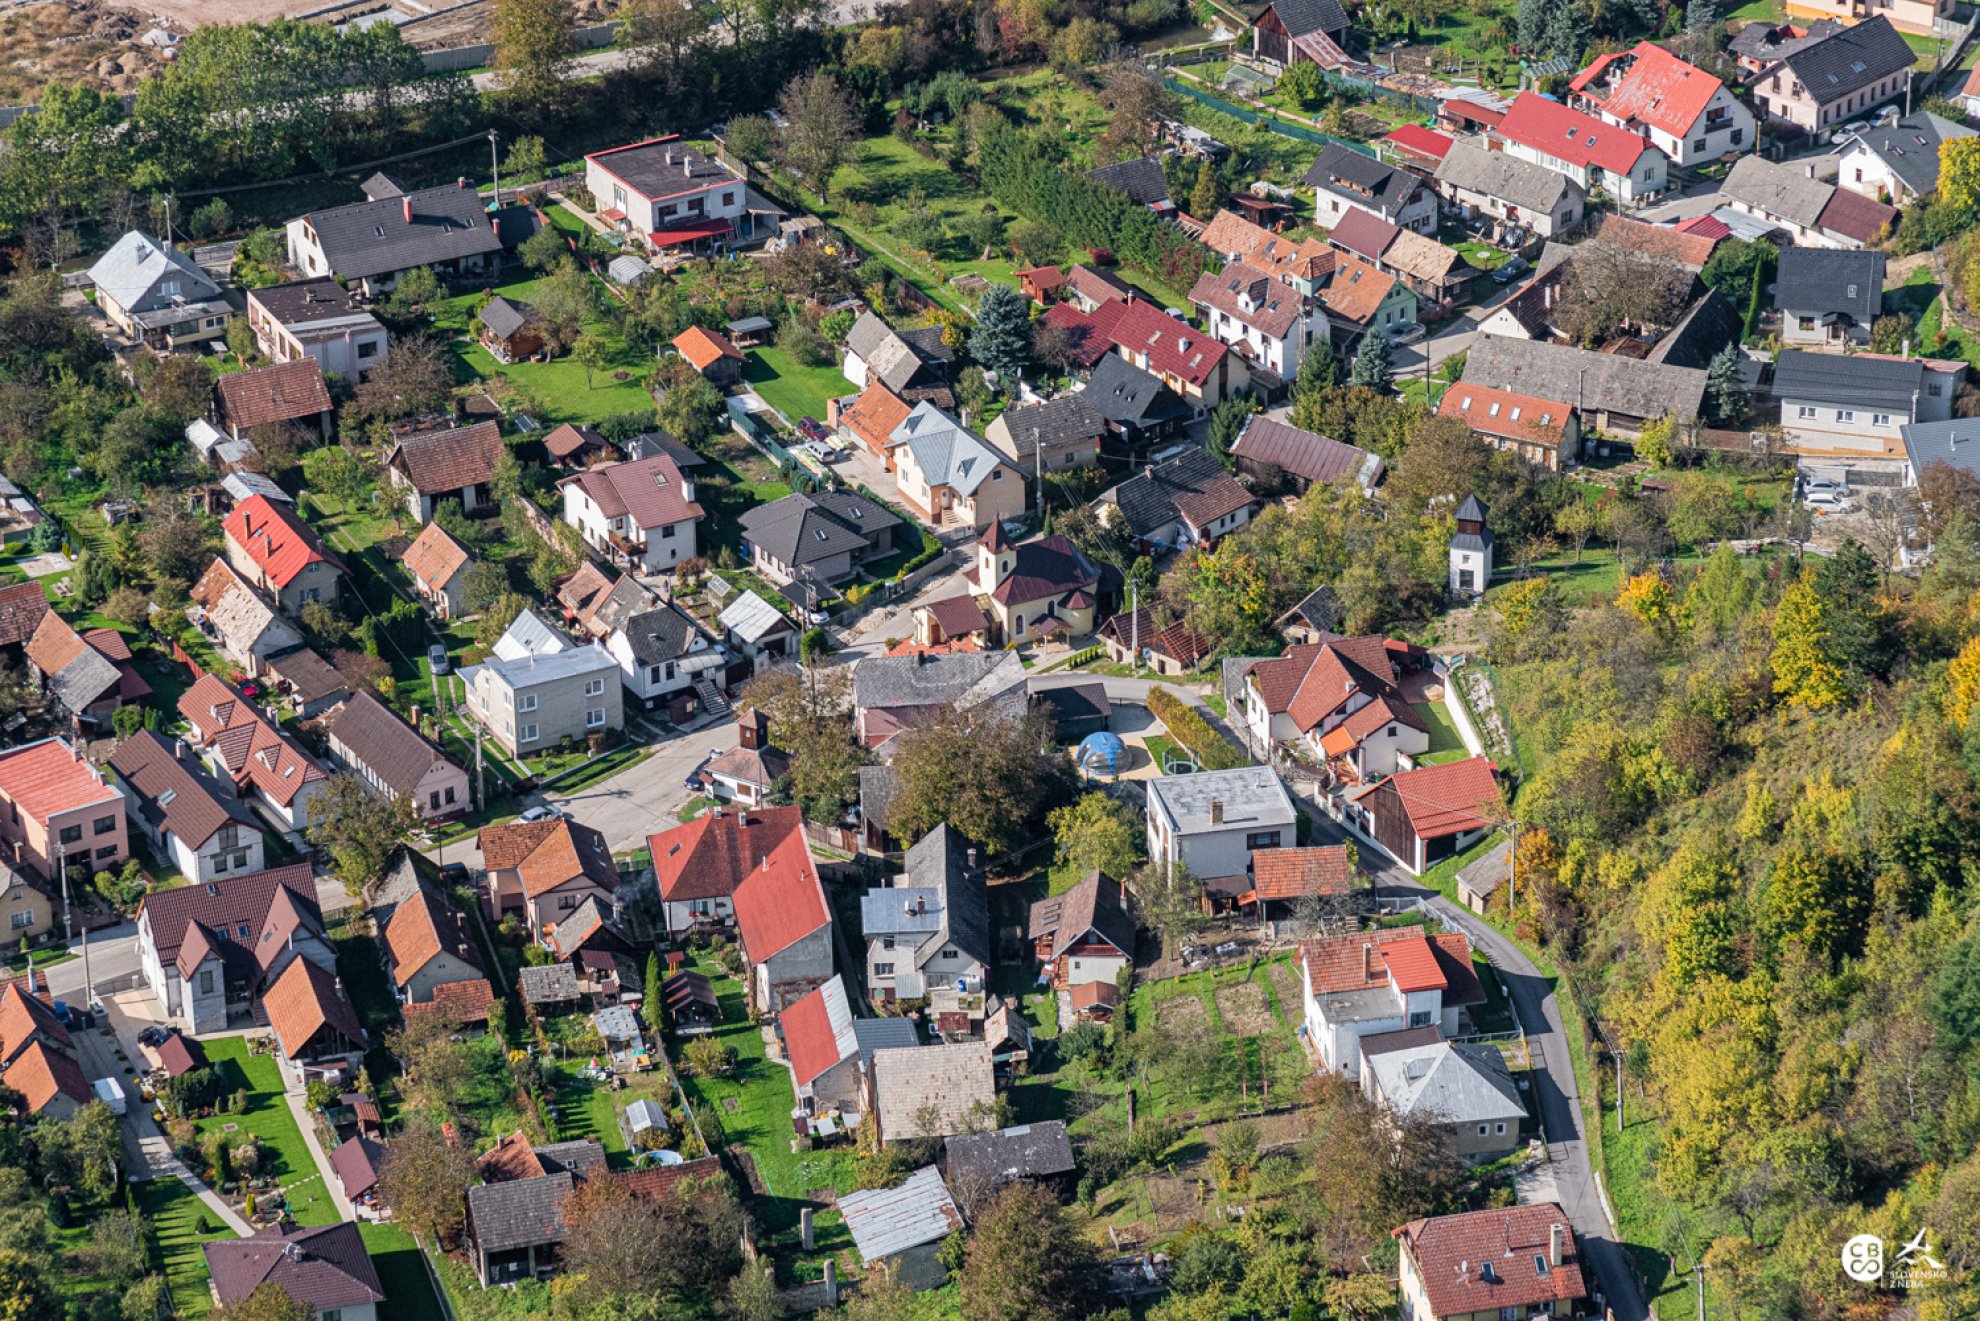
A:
[[428, 644, 451, 675], [796, 417, 829, 443], [518, 805, 566, 823], [439, 861, 469, 884], [1389, 323, 1428, 346], [1492, 256, 1530, 285], [1805, 491, 1855, 514]]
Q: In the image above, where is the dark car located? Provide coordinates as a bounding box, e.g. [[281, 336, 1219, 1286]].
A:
[[796, 417, 829, 443], [438, 861, 469, 885], [1491, 256, 1530, 285]]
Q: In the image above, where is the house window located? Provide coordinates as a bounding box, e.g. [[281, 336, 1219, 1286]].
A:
[[213, 854, 229, 875], [882, 937, 894, 949], [520, 723, 539, 743], [1837, 410, 1854, 422], [445, 786, 457, 805], [58, 825, 81, 846], [585, 678, 605, 697], [1798, 317, 1816, 332], [237, 921, 250, 938], [95, 845, 117, 860], [1798, 406, 1816, 419], [1245, 831, 1281, 849], [1873, 413, 1891, 426], [199, 970, 214, 995], [93, 815, 116, 835], [8, 912, 30, 930], [1478, 1125, 1489, 1135], [941, 948, 959, 960], [649, 665, 664, 683], [1409, 1009, 1434, 1027], [1931, 383, 1945, 397], [559, 894, 578, 909], [586, 708, 606, 728], [429, 791, 441, 811], [357, 340, 379, 359], [722, 191, 736, 207], [519, 693, 537, 712], [1732, 129, 1743, 145], [661, 523, 676, 538], [874, 963, 895, 976], [1495, 1122, 1507, 1134]]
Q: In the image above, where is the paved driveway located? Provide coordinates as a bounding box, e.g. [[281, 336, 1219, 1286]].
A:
[[535, 722, 731, 855]]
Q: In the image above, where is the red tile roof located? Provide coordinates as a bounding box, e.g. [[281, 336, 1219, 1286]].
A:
[[1380, 756, 1503, 839], [647, 805, 805, 902], [1320, 254, 1400, 326], [3, 1039, 87, 1113], [1674, 213, 1732, 240], [1251, 846, 1352, 901], [731, 827, 830, 964], [403, 521, 472, 591], [1816, 186, 1897, 244], [565, 453, 704, 531], [405, 977, 495, 1023], [1496, 92, 1654, 175], [0, 981, 70, 1065], [263, 956, 363, 1060], [0, 737, 118, 822], [1395, 1204, 1587, 1318], [674, 325, 744, 372], [840, 381, 915, 453], [384, 883, 480, 987], [476, 1130, 547, 1182], [1439, 383, 1577, 448], [224, 495, 333, 590], [1098, 300, 1230, 389], [1300, 926, 1485, 1006], [1574, 42, 1726, 138], [215, 359, 333, 432], [1040, 303, 1113, 369], [1382, 124, 1455, 163], [781, 978, 855, 1085], [515, 819, 617, 900]]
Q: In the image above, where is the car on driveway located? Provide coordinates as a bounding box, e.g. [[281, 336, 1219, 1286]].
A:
[[518, 805, 566, 823], [684, 747, 727, 791], [1389, 323, 1428, 346], [796, 417, 830, 443], [1492, 256, 1529, 285], [428, 644, 451, 675]]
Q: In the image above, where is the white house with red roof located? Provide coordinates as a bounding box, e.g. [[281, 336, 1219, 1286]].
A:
[[222, 494, 343, 615], [177, 673, 331, 834], [1347, 756, 1502, 875], [558, 452, 704, 573], [583, 136, 756, 254], [778, 974, 865, 1118], [1235, 635, 1431, 781], [1298, 925, 1487, 1076], [1082, 299, 1248, 411], [1439, 382, 1583, 471], [647, 804, 800, 938], [1569, 42, 1754, 168], [1395, 1204, 1588, 1321], [1493, 91, 1669, 204], [727, 813, 833, 1012]]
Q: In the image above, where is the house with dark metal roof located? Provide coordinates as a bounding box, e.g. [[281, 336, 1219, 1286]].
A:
[[1901, 417, 1980, 487], [600, 597, 725, 716], [1251, 0, 1353, 70], [465, 1171, 577, 1285], [1306, 144, 1436, 234], [860, 823, 989, 1004], [1229, 416, 1384, 494], [1085, 156, 1175, 213], [1029, 869, 1135, 989], [1839, 111, 1977, 205], [286, 182, 528, 297], [1776, 248, 1885, 349], [737, 489, 894, 588], [1097, 447, 1256, 552], [1078, 353, 1191, 449], [245, 278, 386, 383], [205, 1222, 385, 1321], [111, 731, 265, 890], [583, 135, 759, 253], [1775, 347, 1966, 467], [942, 1121, 1076, 1201], [983, 395, 1108, 475], [1752, 15, 1914, 136]]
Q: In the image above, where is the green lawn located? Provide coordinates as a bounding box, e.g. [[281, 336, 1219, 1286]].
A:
[[1143, 733, 1186, 775], [135, 1177, 237, 1319], [330, 909, 405, 1124], [194, 1037, 338, 1227], [359, 1224, 449, 1321], [1414, 698, 1470, 765], [742, 347, 855, 427], [433, 274, 656, 428], [435, 1032, 533, 1146]]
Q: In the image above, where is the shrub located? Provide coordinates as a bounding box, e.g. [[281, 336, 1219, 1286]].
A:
[[684, 1037, 737, 1078], [1145, 688, 1247, 770]]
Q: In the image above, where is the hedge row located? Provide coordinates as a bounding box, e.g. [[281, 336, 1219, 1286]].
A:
[[1146, 686, 1249, 771]]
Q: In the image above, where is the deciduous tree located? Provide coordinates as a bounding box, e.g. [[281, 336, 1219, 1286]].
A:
[[1048, 792, 1143, 879], [889, 702, 1073, 856], [307, 774, 422, 894], [377, 1120, 477, 1246], [492, 0, 575, 116], [960, 1183, 1096, 1321], [777, 71, 859, 202]]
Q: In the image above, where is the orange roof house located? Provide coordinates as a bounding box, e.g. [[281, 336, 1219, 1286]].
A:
[[475, 818, 618, 938], [674, 325, 746, 383], [837, 381, 914, 463], [402, 521, 474, 618], [222, 494, 344, 610], [0, 736, 126, 883], [1396, 1204, 1589, 1320], [262, 956, 365, 1075], [1348, 756, 1503, 875]]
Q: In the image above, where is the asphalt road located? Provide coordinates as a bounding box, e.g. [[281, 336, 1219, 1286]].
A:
[[533, 717, 732, 855]]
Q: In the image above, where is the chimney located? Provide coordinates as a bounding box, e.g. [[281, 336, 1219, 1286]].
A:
[[1209, 799, 1223, 824], [917, 895, 927, 915], [966, 847, 977, 870], [174, 738, 186, 761], [402, 196, 414, 225], [682, 159, 691, 178], [411, 704, 421, 731], [1550, 1224, 1564, 1267], [1457, 1260, 1468, 1281], [761, 854, 770, 871], [1363, 941, 1374, 978], [458, 176, 469, 189], [492, 217, 501, 240], [459, 943, 471, 958], [1144, 464, 1154, 480]]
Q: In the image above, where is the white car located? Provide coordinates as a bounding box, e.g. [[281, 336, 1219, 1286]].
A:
[[1389, 323, 1428, 346], [1804, 491, 1855, 514]]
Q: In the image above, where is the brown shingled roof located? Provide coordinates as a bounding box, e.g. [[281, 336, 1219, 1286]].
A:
[[215, 359, 333, 432], [262, 956, 363, 1060], [389, 421, 505, 495]]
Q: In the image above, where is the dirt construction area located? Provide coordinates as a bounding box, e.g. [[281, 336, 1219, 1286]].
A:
[[0, 2, 174, 100]]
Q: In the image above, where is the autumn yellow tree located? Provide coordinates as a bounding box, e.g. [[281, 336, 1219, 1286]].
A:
[[1616, 570, 1681, 637], [1948, 632, 1980, 730], [1770, 576, 1855, 709]]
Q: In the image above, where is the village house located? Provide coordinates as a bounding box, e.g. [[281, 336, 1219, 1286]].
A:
[[1278, 584, 1345, 646], [0, 982, 88, 1118], [1749, 15, 1914, 133], [134, 860, 328, 1034], [648, 803, 797, 936], [1431, 142, 1586, 241], [842, 312, 956, 403], [1839, 111, 1977, 204], [673, 325, 746, 386], [324, 691, 470, 820], [738, 489, 894, 588], [912, 596, 992, 651], [716, 590, 798, 676], [732, 812, 834, 1012], [868, 1041, 996, 1147], [781, 973, 866, 1120], [838, 1167, 966, 1291], [1347, 756, 1504, 874], [1439, 383, 1583, 470], [1379, 124, 1455, 173], [382, 877, 484, 1006], [0, 859, 53, 953], [0, 736, 125, 885], [1198, 210, 1334, 297], [213, 359, 333, 443], [1252, 0, 1353, 67], [851, 650, 1026, 748], [478, 817, 618, 940], [1325, 211, 1475, 309], [698, 709, 790, 807], [245, 278, 386, 381], [1188, 258, 1324, 381], [1306, 145, 1437, 233], [1244, 845, 1354, 926], [861, 824, 990, 1004], [0, 583, 48, 663], [890, 403, 1026, 533], [1063, 263, 1133, 313], [1363, 1038, 1527, 1160], [1077, 354, 1192, 450], [1720, 154, 1896, 250], [968, 521, 1107, 647], [286, 176, 526, 297], [464, 1171, 573, 1285], [542, 422, 619, 469], [1029, 869, 1135, 990], [25, 613, 141, 728], [584, 135, 758, 253], [1319, 254, 1419, 350], [1097, 447, 1256, 554], [1395, 1204, 1589, 1321], [1085, 156, 1175, 215], [601, 597, 725, 717], [836, 379, 916, 467], [112, 731, 266, 884], [1492, 92, 1669, 204], [204, 1220, 385, 1321], [1569, 41, 1754, 167], [1057, 299, 1247, 411], [1229, 416, 1384, 494], [403, 521, 475, 620], [477, 297, 542, 364], [559, 451, 704, 573], [387, 421, 506, 523], [86, 231, 231, 350], [189, 560, 304, 677], [941, 1121, 1077, 1204], [267, 954, 367, 1085], [177, 674, 328, 834], [1776, 247, 1886, 349], [1775, 348, 1964, 469], [461, 609, 625, 758], [983, 395, 1109, 477], [1145, 767, 1299, 909], [223, 494, 343, 614], [1300, 925, 1487, 1077], [1461, 335, 1708, 438], [1097, 606, 1212, 675]]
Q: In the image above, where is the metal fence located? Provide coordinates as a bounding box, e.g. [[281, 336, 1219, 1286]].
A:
[[1164, 79, 1375, 156]]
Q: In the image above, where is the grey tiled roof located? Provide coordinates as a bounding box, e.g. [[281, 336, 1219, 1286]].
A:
[[1843, 113, 1976, 198], [738, 492, 872, 567], [1902, 418, 1980, 477], [519, 962, 581, 1003], [1080, 355, 1190, 429], [1434, 141, 1580, 214], [297, 184, 503, 281], [1267, 0, 1349, 37], [903, 823, 991, 970], [852, 651, 1025, 712], [1779, 15, 1914, 106], [469, 1172, 575, 1253], [1307, 145, 1425, 222], [1087, 157, 1172, 208], [1463, 335, 1707, 423], [619, 601, 712, 667], [1773, 248, 1884, 319]]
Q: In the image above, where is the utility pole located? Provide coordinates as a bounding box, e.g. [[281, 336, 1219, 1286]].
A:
[[475, 724, 486, 813], [488, 130, 502, 209], [1615, 1047, 1624, 1131], [1128, 580, 1140, 677]]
